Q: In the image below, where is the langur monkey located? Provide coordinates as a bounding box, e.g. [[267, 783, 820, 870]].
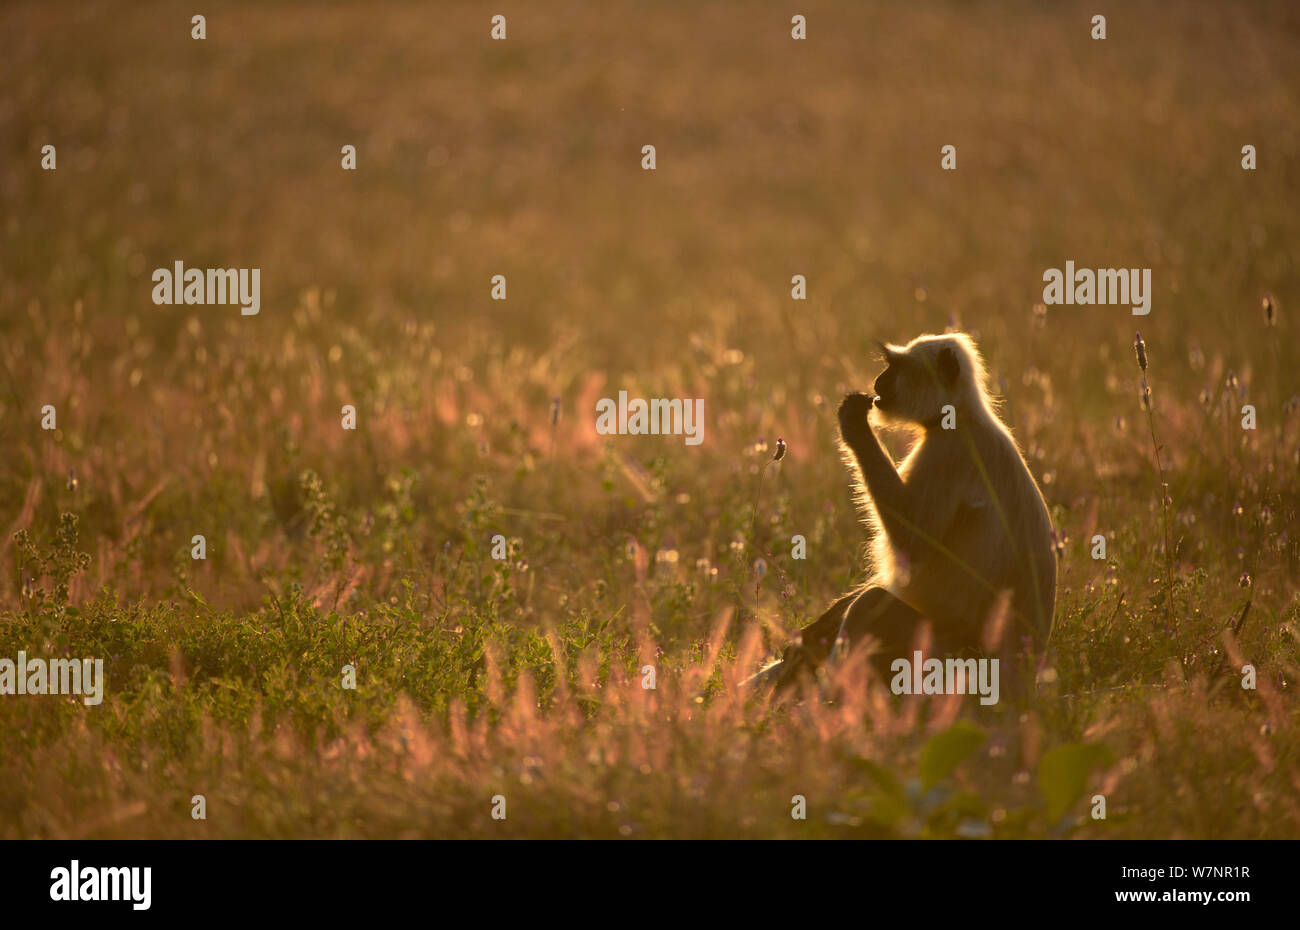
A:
[[759, 333, 1056, 691]]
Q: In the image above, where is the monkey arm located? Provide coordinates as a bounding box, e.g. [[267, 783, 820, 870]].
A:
[[842, 422, 960, 561], [844, 427, 917, 547]]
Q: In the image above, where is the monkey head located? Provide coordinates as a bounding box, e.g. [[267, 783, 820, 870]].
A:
[[870, 333, 988, 427]]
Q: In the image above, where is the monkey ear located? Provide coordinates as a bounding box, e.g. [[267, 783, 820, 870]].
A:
[[875, 340, 896, 362], [937, 346, 960, 387]]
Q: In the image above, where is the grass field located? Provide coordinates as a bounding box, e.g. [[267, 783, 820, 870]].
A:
[[2, 0, 1299, 839]]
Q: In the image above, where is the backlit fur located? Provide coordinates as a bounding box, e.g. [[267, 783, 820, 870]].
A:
[[842, 333, 1056, 645]]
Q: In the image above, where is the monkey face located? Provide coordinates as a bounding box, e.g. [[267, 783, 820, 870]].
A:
[[871, 342, 905, 412], [872, 363, 901, 411], [871, 342, 963, 424], [864, 334, 989, 428], [872, 358, 937, 419]]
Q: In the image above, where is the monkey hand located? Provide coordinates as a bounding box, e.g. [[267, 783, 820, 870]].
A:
[[837, 392, 875, 443]]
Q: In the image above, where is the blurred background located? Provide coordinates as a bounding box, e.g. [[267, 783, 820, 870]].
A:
[[4, 0, 1300, 627]]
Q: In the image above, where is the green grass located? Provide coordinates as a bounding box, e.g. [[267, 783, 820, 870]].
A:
[[1, 0, 1298, 838]]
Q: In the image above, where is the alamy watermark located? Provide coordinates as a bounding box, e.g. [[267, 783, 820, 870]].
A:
[[0, 651, 103, 705], [595, 391, 704, 446], [152, 261, 260, 316], [50, 861, 150, 910], [1042, 262, 1151, 315], [890, 651, 1000, 705]]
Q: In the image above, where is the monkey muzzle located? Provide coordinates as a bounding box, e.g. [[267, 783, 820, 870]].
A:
[[872, 366, 898, 409]]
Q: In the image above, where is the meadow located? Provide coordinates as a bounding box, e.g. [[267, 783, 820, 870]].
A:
[[1, 0, 1298, 839]]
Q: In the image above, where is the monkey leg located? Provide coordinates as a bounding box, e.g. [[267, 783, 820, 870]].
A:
[[794, 590, 861, 665], [834, 586, 924, 677], [751, 592, 857, 692], [764, 586, 920, 691]]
